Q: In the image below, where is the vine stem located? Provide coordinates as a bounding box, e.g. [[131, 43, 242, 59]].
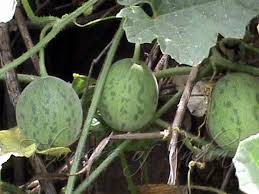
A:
[[0, 74, 37, 82], [154, 89, 183, 119], [74, 16, 117, 27], [210, 47, 259, 75], [0, 0, 98, 77], [65, 20, 125, 194], [73, 140, 131, 194], [242, 41, 259, 55], [39, 23, 54, 76], [21, 0, 58, 24], [154, 66, 192, 79]]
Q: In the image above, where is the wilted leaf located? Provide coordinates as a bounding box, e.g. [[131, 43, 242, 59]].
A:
[[117, 0, 259, 65], [36, 147, 71, 156], [233, 133, 259, 193], [187, 81, 209, 117], [0, 127, 36, 170]]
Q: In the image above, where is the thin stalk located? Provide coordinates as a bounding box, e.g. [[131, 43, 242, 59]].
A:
[[154, 89, 183, 119], [120, 152, 138, 194], [133, 43, 141, 63], [74, 16, 117, 27], [0, 74, 38, 82], [154, 66, 192, 79], [65, 20, 125, 194], [39, 23, 54, 76], [73, 140, 131, 194], [0, 0, 98, 76]]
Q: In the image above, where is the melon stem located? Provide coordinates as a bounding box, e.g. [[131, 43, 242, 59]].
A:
[[21, 0, 58, 24], [133, 43, 141, 63]]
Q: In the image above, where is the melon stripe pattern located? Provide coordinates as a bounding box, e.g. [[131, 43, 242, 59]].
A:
[[208, 73, 259, 153], [99, 58, 158, 131], [16, 76, 83, 149]]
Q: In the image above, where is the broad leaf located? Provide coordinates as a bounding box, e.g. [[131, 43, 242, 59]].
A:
[[117, 0, 259, 65], [233, 133, 259, 193]]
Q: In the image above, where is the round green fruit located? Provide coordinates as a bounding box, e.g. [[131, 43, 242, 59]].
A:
[[16, 76, 83, 149], [207, 73, 259, 153], [98, 58, 158, 131]]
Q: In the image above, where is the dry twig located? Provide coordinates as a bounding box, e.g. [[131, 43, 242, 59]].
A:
[[30, 156, 57, 194], [72, 133, 113, 176], [0, 23, 20, 106], [15, 5, 40, 74], [167, 64, 200, 185]]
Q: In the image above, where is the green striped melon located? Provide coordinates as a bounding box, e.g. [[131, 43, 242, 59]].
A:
[[99, 58, 158, 131], [208, 73, 259, 153], [16, 76, 83, 149]]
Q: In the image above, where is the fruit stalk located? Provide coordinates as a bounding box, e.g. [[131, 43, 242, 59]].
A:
[[133, 43, 141, 63], [39, 23, 53, 76]]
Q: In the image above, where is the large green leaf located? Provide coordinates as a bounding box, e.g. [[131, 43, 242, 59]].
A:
[[233, 133, 259, 193], [117, 0, 259, 65]]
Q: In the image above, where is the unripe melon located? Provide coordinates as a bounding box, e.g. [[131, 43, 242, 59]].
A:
[[16, 76, 83, 149], [207, 73, 259, 153], [98, 58, 158, 131]]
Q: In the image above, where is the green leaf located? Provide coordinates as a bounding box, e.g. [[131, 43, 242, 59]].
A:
[[72, 73, 96, 95], [117, 0, 259, 65], [0, 127, 37, 169], [117, 0, 152, 6], [233, 133, 259, 193], [36, 146, 71, 156]]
